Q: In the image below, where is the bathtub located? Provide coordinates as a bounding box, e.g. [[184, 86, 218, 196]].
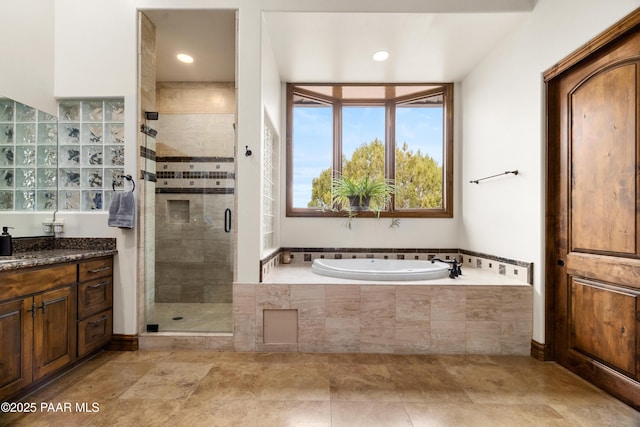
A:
[[311, 258, 451, 281], [254, 258, 532, 354]]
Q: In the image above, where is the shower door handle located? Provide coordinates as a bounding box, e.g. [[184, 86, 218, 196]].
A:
[[224, 208, 231, 233]]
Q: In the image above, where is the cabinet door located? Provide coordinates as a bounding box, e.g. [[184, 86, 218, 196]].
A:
[[0, 298, 33, 399], [78, 277, 112, 319], [33, 286, 76, 380], [78, 309, 112, 357], [79, 257, 113, 283]]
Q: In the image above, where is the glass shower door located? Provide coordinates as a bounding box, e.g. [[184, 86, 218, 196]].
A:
[[146, 112, 236, 333]]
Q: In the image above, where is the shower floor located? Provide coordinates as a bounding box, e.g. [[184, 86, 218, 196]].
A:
[[149, 303, 232, 332]]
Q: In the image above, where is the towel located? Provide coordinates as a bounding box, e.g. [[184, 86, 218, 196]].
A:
[[108, 191, 136, 228]]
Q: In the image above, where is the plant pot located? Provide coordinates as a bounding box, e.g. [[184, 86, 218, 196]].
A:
[[347, 195, 370, 211]]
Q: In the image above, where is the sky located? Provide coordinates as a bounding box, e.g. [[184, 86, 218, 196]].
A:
[[292, 105, 443, 208]]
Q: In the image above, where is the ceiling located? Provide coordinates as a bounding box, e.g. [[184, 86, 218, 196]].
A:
[[143, 9, 530, 83], [143, 10, 236, 83]]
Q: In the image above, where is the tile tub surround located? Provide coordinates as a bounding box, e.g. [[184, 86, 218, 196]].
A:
[[234, 266, 532, 355], [261, 248, 532, 285]]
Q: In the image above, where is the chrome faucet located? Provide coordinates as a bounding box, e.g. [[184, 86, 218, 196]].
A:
[[431, 257, 462, 279]]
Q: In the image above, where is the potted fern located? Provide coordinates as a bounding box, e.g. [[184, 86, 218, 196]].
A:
[[331, 174, 395, 217]]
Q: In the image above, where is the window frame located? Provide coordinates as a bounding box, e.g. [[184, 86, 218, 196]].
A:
[[286, 83, 453, 218]]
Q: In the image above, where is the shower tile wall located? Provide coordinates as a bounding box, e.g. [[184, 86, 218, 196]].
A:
[[155, 157, 235, 303], [153, 85, 235, 303]]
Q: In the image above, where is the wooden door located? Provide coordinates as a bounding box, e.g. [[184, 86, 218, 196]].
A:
[[547, 20, 640, 408], [33, 286, 76, 380], [0, 297, 33, 399]]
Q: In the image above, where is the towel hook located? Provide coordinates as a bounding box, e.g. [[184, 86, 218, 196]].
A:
[[113, 174, 135, 192]]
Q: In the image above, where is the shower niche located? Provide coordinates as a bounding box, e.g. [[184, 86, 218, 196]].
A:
[[167, 199, 190, 224]]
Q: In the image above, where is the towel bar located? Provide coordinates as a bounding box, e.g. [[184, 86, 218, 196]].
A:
[[469, 170, 518, 184]]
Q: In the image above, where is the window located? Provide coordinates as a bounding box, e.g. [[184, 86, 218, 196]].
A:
[[263, 113, 278, 254], [0, 97, 125, 211], [286, 84, 453, 218], [58, 99, 126, 211]]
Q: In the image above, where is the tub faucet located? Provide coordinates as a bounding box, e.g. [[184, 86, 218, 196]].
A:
[[431, 258, 462, 279]]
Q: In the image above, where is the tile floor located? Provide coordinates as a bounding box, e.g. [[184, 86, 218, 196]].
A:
[[2, 351, 639, 426], [150, 303, 232, 332]]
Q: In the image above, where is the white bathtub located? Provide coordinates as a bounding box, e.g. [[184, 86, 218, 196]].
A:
[[311, 258, 451, 281]]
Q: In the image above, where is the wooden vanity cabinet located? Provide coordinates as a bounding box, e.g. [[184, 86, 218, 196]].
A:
[[77, 257, 113, 357], [0, 297, 34, 398], [0, 264, 76, 400], [33, 285, 76, 379], [0, 256, 114, 401]]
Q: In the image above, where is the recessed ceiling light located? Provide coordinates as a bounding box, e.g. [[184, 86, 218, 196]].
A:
[[372, 50, 389, 62], [177, 53, 194, 64]]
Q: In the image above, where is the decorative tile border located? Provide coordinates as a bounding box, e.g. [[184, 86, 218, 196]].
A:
[[156, 156, 235, 194], [157, 156, 234, 163], [261, 247, 533, 284], [140, 145, 156, 161], [459, 249, 533, 284], [260, 249, 281, 282]]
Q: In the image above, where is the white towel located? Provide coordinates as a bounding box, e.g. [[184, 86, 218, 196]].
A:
[[108, 192, 136, 228]]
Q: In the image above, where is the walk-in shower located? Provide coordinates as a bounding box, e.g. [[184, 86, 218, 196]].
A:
[[150, 108, 235, 332], [139, 9, 237, 333]]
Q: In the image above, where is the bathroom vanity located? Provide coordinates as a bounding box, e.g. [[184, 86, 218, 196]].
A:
[[0, 245, 116, 401]]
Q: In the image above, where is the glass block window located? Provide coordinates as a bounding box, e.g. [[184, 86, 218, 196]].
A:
[[0, 97, 125, 211], [263, 114, 278, 254], [0, 98, 57, 211], [58, 98, 125, 211]]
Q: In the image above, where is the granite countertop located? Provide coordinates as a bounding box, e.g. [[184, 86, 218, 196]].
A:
[[0, 237, 117, 272], [0, 249, 118, 272]]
